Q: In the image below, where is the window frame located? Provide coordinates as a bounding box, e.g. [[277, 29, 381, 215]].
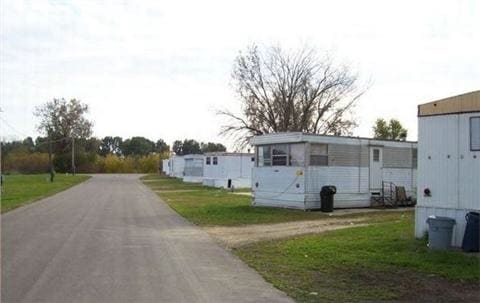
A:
[[206, 156, 211, 165], [309, 143, 329, 166], [470, 116, 480, 151], [212, 156, 218, 165], [271, 144, 289, 166]]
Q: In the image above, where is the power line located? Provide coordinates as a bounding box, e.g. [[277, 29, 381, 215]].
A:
[[0, 117, 30, 138]]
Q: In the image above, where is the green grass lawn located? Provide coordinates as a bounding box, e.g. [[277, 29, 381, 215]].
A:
[[235, 213, 480, 302], [141, 174, 403, 226], [143, 175, 479, 302], [1, 174, 90, 213]]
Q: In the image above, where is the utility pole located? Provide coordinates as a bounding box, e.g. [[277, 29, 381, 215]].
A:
[[71, 136, 75, 175], [49, 132, 54, 182]]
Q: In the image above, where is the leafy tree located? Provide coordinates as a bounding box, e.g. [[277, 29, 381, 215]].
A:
[[99, 136, 123, 156], [200, 142, 227, 153], [121, 136, 155, 156], [34, 98, 93, 172], [373, 118, 408, 141], [155, 139, 170, 154], [172, 139, 201, 155], [220, 44, 364, 146]]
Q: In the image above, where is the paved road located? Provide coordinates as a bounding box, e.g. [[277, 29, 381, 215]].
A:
[[1, 175, 292, 303]]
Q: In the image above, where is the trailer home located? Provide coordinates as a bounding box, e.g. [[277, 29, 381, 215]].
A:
[[182, 154, 204, 183], [169, 155, 185, 178], [203, 152, 255, 188], [162, 159, 170, 175], [415, 91, 480, 247], [251, 132, 417, 210]]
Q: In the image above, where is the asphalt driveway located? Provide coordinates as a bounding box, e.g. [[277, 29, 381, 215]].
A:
[[1, 174, 292, 303]]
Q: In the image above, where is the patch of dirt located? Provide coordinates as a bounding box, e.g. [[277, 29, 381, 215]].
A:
[[204, 218, 369, 248]]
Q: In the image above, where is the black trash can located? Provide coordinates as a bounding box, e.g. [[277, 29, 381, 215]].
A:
[[320, 185, 336, 212], [462, 211, 479, 252]]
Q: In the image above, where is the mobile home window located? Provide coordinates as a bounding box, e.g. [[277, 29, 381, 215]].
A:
[[412, 149, 417, 168], [289, 143, 305, 166], [310, 143, 328, 166], [206, 157, 211, 165], [373, 149, 380, 162], [257, 145, 271, 166], [272, 144, 288, 166], [213, 156, 218, 165], [471, 117, 480, 151]]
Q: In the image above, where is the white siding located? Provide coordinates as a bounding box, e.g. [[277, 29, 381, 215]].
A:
[[183, 155, 204, 183], [203, 154, 254, 188], [170, 156, 185, 178], [459, 113, 480, 209], [252, 167, 305, 209], [304, 166, 370, 208], [162, 159, 170, 175], [417, 115, 460, 208], [383, 168, 417, 198], [416, 112, 480, 247]]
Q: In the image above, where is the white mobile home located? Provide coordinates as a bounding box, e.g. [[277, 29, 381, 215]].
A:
[[162, 159, 170, 175], [251, 132, 417, 210], [415, 91, 480, 247], [169, 155, 185, 178], [203, 152, 255, 188], [182, 154, 204, 183]]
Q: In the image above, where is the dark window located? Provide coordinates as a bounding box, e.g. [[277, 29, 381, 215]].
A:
[[272, 144, 288, 166], [213, 156, 218, 165], [251, 157, 255, 162], [412, 149, 417, 168], [206, 157, 211, 165], [471, 117, 480, 151], [373, 149, 380, 162], [310, 143, 328, 166]]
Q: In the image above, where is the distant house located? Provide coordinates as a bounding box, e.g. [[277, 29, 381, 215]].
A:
[[182, 154, 204, 183], [250, 132, 417, 210], [415, 91, 480, 246], [203, 152, 254, 188], [162, 159, 170, 175], [169, 155, 185, 178]]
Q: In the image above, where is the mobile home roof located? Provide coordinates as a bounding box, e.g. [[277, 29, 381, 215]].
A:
[[250, 132, 417, 148], [418, 90, 480, 117]]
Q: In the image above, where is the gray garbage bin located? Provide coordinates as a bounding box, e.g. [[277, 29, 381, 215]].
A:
[[426, 216, 456, 250]]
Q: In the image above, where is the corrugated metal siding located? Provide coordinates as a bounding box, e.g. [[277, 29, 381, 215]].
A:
[[328, 144, 369, 167], [171, 156, 185, 178], [304, 167, 370, 208], [383, 168, 417, 198], [415, 206, 473, 247], [184, 158, 203, 177], [383, 147, 413, 168]]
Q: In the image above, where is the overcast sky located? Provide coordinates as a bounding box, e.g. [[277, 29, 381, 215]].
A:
[[1, 0, 479, 149]]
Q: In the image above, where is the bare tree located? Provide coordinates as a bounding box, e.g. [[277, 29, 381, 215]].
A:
[[219, 44, 366, 147]]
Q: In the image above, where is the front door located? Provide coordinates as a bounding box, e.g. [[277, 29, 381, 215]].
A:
[[369, 147, 383, 190]]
